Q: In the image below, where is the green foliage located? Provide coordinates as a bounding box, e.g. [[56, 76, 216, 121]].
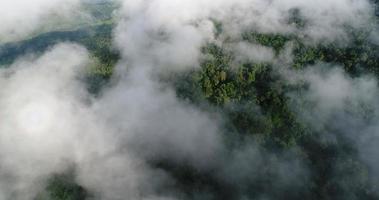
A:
[[35, 173, 87, 200], [173, 43, 308, 148], [199, 44, 235, 105], [242, 32, 291, 53], [170, 26, 379, 199], [292, 29, 379, 75]]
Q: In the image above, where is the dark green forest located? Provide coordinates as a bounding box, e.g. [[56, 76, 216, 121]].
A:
[[1, 1, 379, 200]]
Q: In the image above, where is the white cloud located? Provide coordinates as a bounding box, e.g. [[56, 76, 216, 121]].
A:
[[0, 0, 83, 42]]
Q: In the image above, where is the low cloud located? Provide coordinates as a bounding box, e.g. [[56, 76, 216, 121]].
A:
[[0, 0, 378, 199], [0, 0, 85, 42]]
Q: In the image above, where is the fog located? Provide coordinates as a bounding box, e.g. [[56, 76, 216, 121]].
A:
[[0, 0, 378, 199]]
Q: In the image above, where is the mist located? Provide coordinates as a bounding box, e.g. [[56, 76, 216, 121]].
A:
[[0, 0, 378, 199]]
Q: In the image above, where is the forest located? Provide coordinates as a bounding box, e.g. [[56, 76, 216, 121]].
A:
[[0, 0, 379, 200]]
